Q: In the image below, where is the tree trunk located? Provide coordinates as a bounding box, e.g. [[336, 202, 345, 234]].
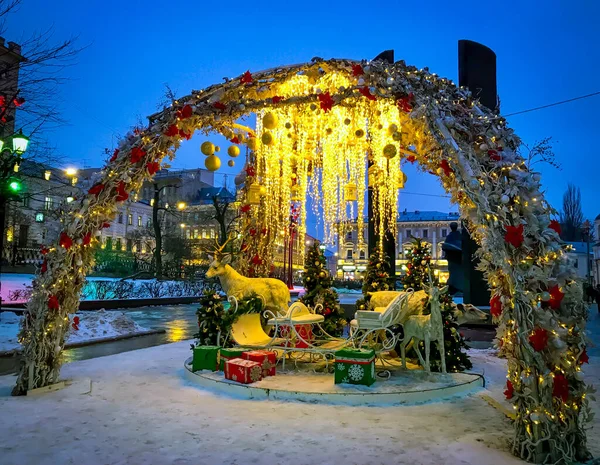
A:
[[153, 185, 162, 279]]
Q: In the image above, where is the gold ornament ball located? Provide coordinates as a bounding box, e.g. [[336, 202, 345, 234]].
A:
[[421, 260, 426, 265], [376, 263, 381, 268], [205, 154, 221, 171], [326, 128, 333, 135], [315, 261, 320, 266], [285, 122, 292, 129], [261, 131, 274, 146], [227, 160, 235, 167], [263, 112, 278, 129], [392, 132, 403, 142], [201, 141, 215, 156], [310, 103, 317, 111], [259, 185, 267, 196], [215, 146, 220, 153], [355, 129, 365, 138], [227, 145, 240, 158], [383, 144, 397, 159], [319, 271, 326, 278], [343, 118, 351, 125], [388, 124, 398, 135], [247, 137, 257, 150]]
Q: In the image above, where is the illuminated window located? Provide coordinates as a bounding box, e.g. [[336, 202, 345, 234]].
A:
[[210, 229, 215, 239], [128, 213, 133, 225], [186, 229, 191, 239], [193, 229, 199, 239], [138, 215, 142, 227], [346, 249, 353, 260], [202, 229, 208, 239], [359, 250, 365, 259], [22, 196, 29, 208], [116, 238, 122, 250], [44, 197, 54, 210], [35, 212, 45, 223]]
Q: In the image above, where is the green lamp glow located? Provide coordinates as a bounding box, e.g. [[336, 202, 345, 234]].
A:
[[12, 129, 29, 154]]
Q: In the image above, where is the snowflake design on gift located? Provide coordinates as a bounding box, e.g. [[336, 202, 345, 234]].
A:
[[348, 364, 364, 381], [337, 363, 346, 372], [342, 377, 349, 384]]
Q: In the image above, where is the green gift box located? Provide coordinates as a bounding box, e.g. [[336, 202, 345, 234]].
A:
[[334, 348, 376, 386], [192, 345, 221, 372], [219, 348, 247, 371]]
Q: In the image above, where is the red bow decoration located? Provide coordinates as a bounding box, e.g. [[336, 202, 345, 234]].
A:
[[48, 295, 60, 311], [116, 181, 129, 202], [271, 96, 284, 104], [240, 70, 253, 84], [490, 295, 502, 318], [164, 124, 179, 137], [552, 373, 569, 402], [549, 220, 562, 235], [439, 159, 453, 177], [240, 204, 251, 213], [41, 259, 48, 273], [548, 284, 564, 310], [529, 327, 548, 352], [230, 136, 240, 144], [407, 155, 416, 163], [72, 316, 80, 331], [146, 161, 160, 175], [488, 149, 502, 161], [178, 129, 192, 140], [88, 183, 105, 196], [82, 232, 92, 246], [352, 64, 364, 76], [213, 101, 226, 111], [504, 224, 524, 248], [579, 348, 589, 365], [179, 105, 193, 119], [251, 254, 262, 265], [317, 92, 334, 112], [504, 380, 514, 400], [110, 149, 120, 162], [359, 86, 376, 101], [397, 93, 414, 113], [130, 147, 146, 163], [59, 232, 73, 250], [101, 222, 111, 229]]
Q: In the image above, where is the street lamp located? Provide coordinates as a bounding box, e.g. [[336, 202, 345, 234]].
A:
[[11, 129, 29, 154], [177, 201, 187, 210]]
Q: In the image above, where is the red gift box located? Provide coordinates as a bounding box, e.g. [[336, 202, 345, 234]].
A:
[[224, 358, 263, 384], [243, 350, 277, 377], [279, 324, 314, 349]]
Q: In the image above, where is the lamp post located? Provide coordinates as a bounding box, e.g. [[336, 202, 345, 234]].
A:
[[582, 220, 592, 289], [0, 129, 29, 294]]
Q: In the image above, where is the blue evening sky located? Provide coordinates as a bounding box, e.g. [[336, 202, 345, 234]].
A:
[[10, 0, 600, 238]]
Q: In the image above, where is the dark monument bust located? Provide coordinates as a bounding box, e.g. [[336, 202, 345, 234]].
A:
[[442, 222, 463, 295]]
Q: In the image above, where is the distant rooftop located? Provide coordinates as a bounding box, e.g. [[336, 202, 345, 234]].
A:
[[191, 186, 236, 204], [398, 211, 460, 222]]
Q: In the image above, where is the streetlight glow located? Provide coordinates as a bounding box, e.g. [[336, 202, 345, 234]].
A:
[[65, 167, 78, 176], [177, 202, 187, 210], [12, 129, 29, 154]]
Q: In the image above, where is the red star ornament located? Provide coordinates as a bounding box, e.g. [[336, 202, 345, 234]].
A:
[[41, 259, 48, 273], [352, 64, 364, 76], [180, 104, 193, 119], [490, 295, 502, 318], [240, 70, 253, 84], [88, 183, 105, 196], [529, 327, 548, 352], [164, 125, 179, 137], [318, 92, 335, 112], [579, 348, 589, 365], [251, 254, 262, 265], [407, 155, 417, 163], [147, 161, 160, 175], [359, 86, 376, 101], [549, 220, 562, 235], [271, 96, 284, 104], [101, 222, 111, 229], [548, 284, 564, 310], [488, 149, 502, 161], [116, 181, 129, 202], [110, 149, 120, 162], [213, 101, 226, 111], [48, 295, 60, 311], [552, 373, 569, 402], [59, 232, 73, 250], [130, 147, 146, 163], [178, 129, 192, 140], [504, 380, 514, 400], [504, 224, 524, 248], [439, 159, 453, 177], [240, 204, 251, 213], [397, 93, 414, 113], [82, 232, 92, 246]]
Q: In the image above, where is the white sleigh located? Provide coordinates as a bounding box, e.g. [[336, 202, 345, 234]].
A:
[[349, 289, 414, 353]]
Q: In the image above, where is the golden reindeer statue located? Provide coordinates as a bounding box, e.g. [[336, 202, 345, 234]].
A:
[[204, 235, 291, 315], [399, 279, 447, 374]]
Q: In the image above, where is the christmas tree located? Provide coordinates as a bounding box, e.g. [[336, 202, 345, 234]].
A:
[[416, 290, 472, 372], [300, 241, 346, 336], [401, 237, 432, 291], [356, 250, 391, 310], [194, 287, 226, 346]]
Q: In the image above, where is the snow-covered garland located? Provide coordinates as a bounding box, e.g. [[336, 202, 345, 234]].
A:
[[13, 58, 591, 463]]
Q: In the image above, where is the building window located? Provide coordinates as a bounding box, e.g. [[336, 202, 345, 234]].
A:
[[186, 229, 191, 239], [147, 219, 151, 228], [193, 229, 199, 239], [128, 213, 133, 225], [138, 215, 142, 227], [406, 229, 411, 238], [202, 229, 208, 239], [118, 213, 123, 224], [359, 250, 365, 259], [441, 228, 447, 237], [22, 196, 30, 208], [346, 249, 353, 260], [126, 239, 132, 252], [422, 229, 428, 238], [194, 213, 199, 221], [115, 238, 121, 251], [44, 197, 54, 210], [106, 237, 113, 250], [346, 231, 353, 241], [35, 212, 45, 223], [210, 229, 215, 239]]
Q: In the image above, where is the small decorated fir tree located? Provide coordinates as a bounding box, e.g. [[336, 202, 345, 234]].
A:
[[401, 237, 432, 291], [300, 241, 346, 336], [194, 288, 225, 346], [356, 250, 391, 310]]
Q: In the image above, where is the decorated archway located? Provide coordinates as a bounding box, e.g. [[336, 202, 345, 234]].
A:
[[14, 58, 591, 463]]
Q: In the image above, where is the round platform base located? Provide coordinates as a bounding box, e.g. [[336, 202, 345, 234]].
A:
[[183, 358, 484, 406]]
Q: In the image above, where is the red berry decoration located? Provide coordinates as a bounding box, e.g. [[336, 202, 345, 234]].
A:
[[271, 96, 284, 104], [213, 101, 226, 111], [41, 259, 48, 273], [439, 159, 453, 177], [180, 104, 193, 119], [488, 149, 501, 161]]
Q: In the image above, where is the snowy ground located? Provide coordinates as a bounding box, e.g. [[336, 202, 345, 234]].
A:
[[0, 310, 150, 353], [0, 331, 599, 464]]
